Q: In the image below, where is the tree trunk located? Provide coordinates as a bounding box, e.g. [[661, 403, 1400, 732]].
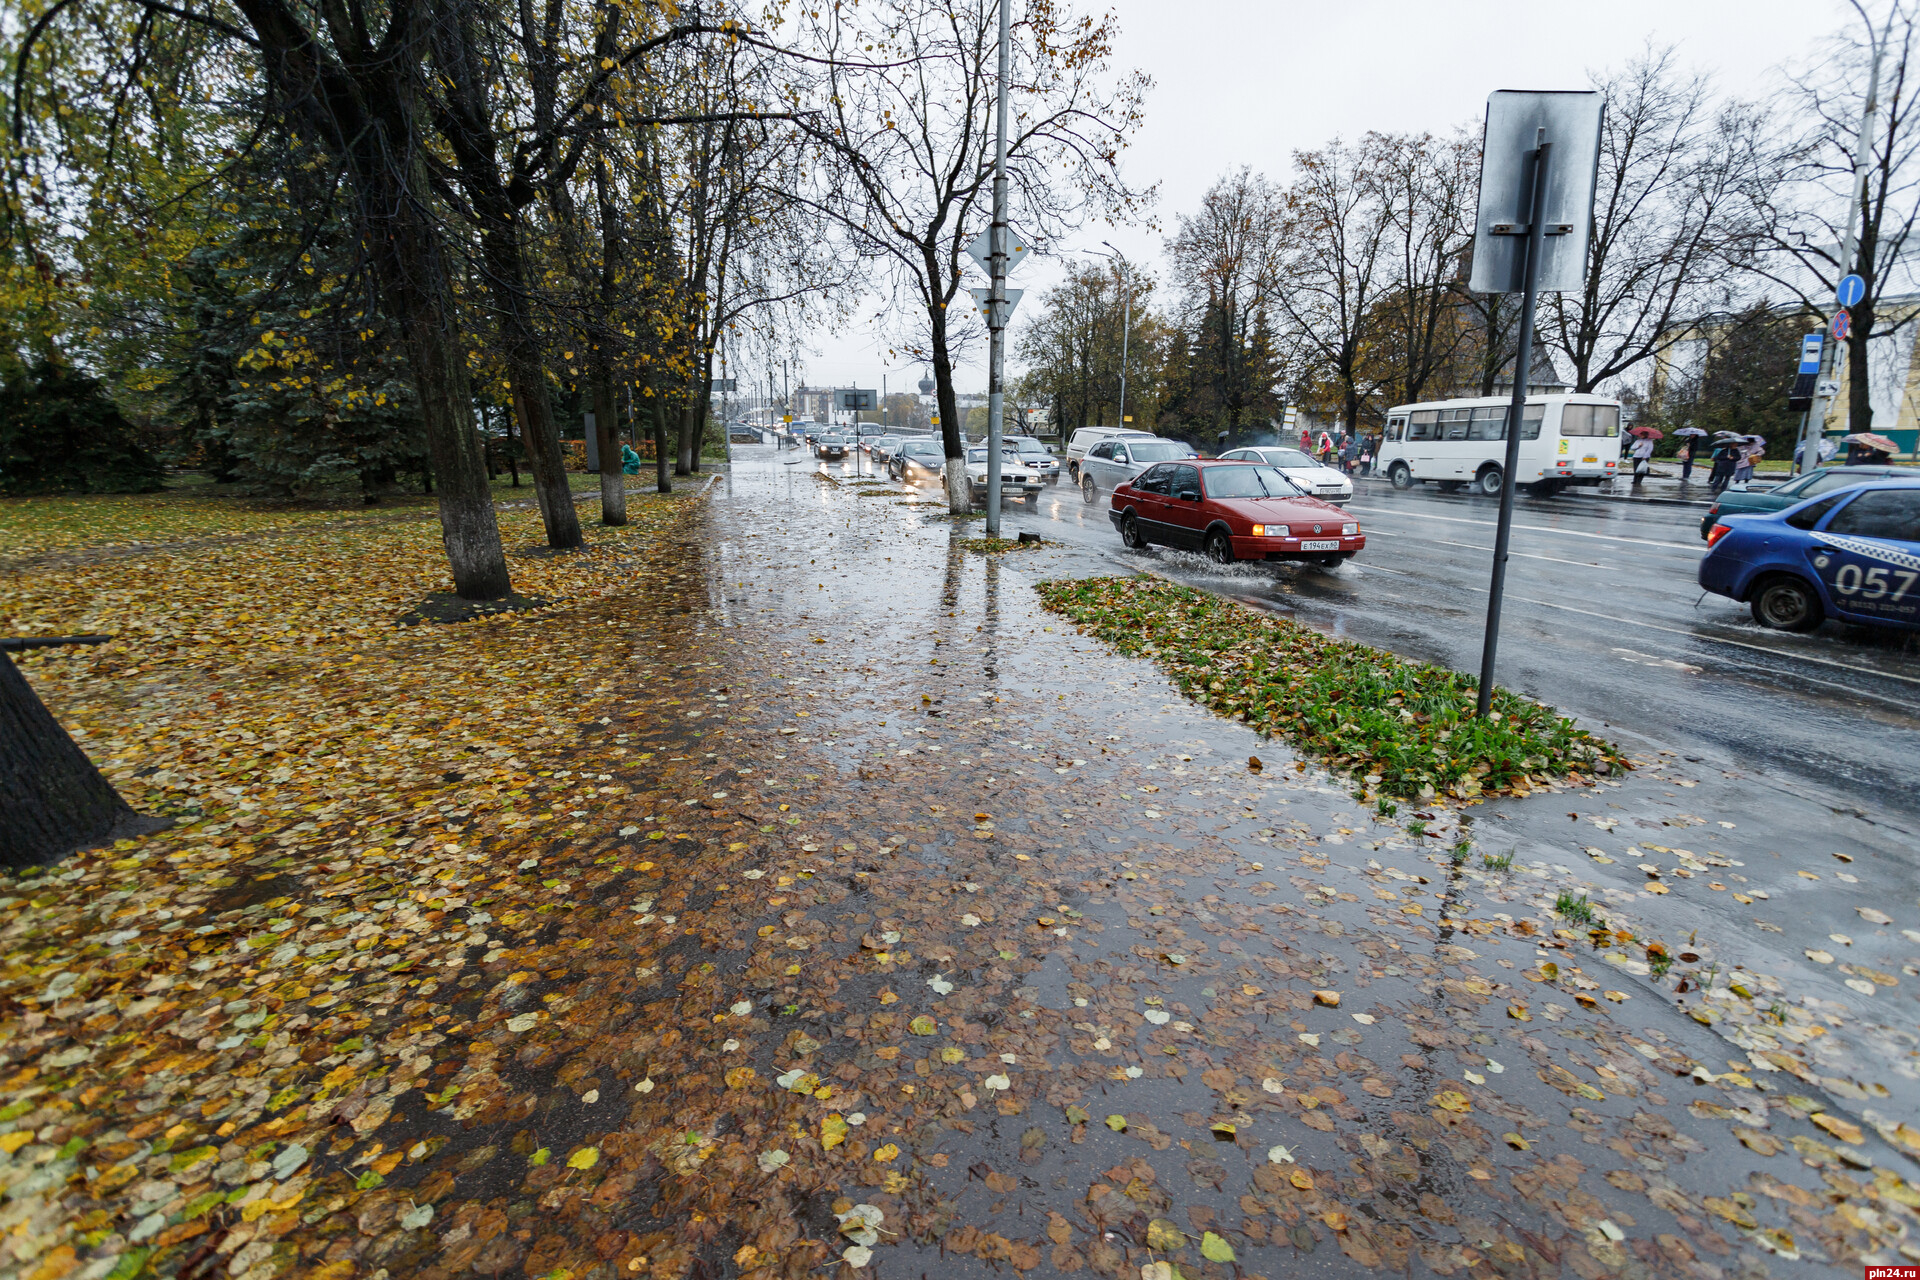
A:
[[594, 372, 627, 525], [653, 395, 673, 493], [429, 0, 581, 552], [387, 221, 513, 598], [677, 400, 697, 476], [1847, 306, 1875, 435], [929, 296, 969, 513], [483, 228, 583, 551], [0, 653, 162, 867]]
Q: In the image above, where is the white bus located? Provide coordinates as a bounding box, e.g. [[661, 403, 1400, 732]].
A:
[[1376, 394, 1623, 498]]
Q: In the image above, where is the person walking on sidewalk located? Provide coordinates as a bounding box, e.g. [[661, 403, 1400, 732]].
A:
[[1341, 432, 1360, 475], [1732, 440, 1763, 489], [1678, 439, 1695, 483], [1707, 442, 1737, 494], [1630, 433, 1655, 486]]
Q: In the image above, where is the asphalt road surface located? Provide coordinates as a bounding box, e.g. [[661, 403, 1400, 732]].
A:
[[952, 468, 1920, 823]]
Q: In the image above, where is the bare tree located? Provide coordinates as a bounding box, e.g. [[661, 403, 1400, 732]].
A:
[[1547, 46, 1763, 394], [1737, 3, 1920, 434], [790, 0, 1148, 511], [1271, 142, 1395, 433], [1361, 129, 1478, 407]]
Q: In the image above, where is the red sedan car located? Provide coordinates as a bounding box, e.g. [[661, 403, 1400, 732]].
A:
[[1108, 459, 1365, 566]]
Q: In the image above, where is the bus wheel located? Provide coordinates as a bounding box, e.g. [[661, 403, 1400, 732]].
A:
[[1388, 462, 1413, 490], [1476, 467, 1504, 497]]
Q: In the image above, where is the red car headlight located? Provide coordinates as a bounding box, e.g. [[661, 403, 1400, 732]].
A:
[[1705, 523, 1733, 547]]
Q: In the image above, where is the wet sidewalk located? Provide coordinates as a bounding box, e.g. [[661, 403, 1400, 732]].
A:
[[5, 453, 1916, 1280]]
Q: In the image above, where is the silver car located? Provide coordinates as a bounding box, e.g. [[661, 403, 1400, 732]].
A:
[[1218, 446, 1353, 505], [1009, 435, 1060, 482], [1078, 437, 1198, 502]]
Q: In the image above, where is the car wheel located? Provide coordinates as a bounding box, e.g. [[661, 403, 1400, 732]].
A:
[[1477, 467, 1504, 497], [1121, 511, 1148, 550], [1081, 474, 1098, 504], [1206, 529, 1235, 564], [1750, 575, 1825, 632], [1389, 462, 1413, 490]]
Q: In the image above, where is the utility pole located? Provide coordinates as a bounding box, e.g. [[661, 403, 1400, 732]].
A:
[[1104, 241, 1131, 427], [983, 0, 1013, 537], [1795, 0, 1889, 476]]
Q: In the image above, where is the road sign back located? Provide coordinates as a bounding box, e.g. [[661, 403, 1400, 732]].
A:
[[966, 227, 1030, 278], [1469, 91, 1604, 294]]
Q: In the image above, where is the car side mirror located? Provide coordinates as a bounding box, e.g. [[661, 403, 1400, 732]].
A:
[[1178, 490, 1200, 502]]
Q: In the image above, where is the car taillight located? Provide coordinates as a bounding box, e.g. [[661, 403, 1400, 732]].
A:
[[1705, 523, 1733, 547], [1706, 504, 1719, 516]]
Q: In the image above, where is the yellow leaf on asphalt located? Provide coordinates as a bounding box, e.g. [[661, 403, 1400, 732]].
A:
[[1812, 1112, 1864, 1144], [567, 1147, 599, 1170], [822, 1115, 849, 1150], [1433, 1090, 1472, 1113]]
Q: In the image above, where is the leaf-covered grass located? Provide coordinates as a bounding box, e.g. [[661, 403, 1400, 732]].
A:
[[957, 536, 1046, 554], [1034, 576, 1628, 801]]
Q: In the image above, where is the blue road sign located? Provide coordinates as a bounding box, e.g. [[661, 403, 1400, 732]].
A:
[[1798, 334, 1824, 373], [1837, 274, 1866, 308]]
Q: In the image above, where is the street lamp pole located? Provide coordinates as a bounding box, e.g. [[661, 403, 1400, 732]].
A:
[[1795, 0, 1888, 477], [1102, 241, 1131, 429], [983, 0, 1013, 537]]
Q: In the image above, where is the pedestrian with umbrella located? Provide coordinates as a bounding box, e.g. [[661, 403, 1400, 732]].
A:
[[1707, 433, 1741, 495], [1627, 425, 1662, 486], [1843, 431, 1899, 466], [1733, 434, 1765, 489], [1673, 426, 1707, 483]]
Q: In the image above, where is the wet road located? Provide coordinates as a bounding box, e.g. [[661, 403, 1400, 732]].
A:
[[919, 468, 1920, 822]]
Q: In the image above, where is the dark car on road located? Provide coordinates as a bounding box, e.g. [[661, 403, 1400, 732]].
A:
[[1699, 464, 1914, 539], [815, 434, 850, 461], [1109, 459, 1364, 566], [1700, 479, 1920, 632], [869, 435, 904, 463], [891, 439, 946, 485]]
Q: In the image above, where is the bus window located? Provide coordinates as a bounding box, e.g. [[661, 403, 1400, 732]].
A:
[[1386, 417, 1406, 442], [1468, 407, 1505, 440], [1407, 410, 1437, 441], [1561, 404, 1620, 437], [1442, 409, 1472, 440], [1521, 405, 1544, 440]]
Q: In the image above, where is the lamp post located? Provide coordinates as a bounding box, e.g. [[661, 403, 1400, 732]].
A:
[[1097, 242, 1132, 430], [1795, 0, 1890, 476]]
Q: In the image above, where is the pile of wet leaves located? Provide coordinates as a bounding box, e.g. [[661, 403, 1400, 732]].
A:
[[1035, 577, 1629, 801]]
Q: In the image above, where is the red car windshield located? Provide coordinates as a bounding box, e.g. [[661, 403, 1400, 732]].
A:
[[1203, 465, 1303, 499]]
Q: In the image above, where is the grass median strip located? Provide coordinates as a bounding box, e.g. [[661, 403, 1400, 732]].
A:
[[1035, 576, 1627, 801]]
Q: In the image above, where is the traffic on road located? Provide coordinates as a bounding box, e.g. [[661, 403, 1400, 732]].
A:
[[758, 423, 1920, 815]]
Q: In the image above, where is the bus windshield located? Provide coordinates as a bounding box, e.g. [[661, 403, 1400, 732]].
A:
[[1560, 405, 1620, 437]]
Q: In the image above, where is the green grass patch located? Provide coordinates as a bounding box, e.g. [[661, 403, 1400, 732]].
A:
[[1482, 850, 1514, 871], [1553, 891, 1598, 925], [1033, 576, 1626, 801]]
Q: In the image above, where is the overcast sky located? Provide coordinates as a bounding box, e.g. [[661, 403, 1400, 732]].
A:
[[766, 0, 1849, 400]]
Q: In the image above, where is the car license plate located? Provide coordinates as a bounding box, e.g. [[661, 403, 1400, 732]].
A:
[[1301, 539, 1340, 551], [1582, 455, 1597, 463], [1001, 485, 1026, 495]]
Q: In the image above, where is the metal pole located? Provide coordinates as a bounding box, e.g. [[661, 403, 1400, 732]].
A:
[[1477, 134, 1550, 719], [1797, 10, 1886, 476], [983, 0, 1012, 536], [1103, 241, 1130, 427]]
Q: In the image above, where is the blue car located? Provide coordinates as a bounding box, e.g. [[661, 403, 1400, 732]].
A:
[[1699, 479, 1920, 632]]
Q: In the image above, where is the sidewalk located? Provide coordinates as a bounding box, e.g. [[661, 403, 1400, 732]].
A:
[[0, 455, 1913, 1280]]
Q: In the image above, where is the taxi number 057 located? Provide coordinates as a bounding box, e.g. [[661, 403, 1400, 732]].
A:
[[1831, 563, 1918, 601]]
